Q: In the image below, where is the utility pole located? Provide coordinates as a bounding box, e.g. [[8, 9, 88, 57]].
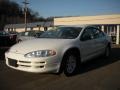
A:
[[22, 0, 29, 31]]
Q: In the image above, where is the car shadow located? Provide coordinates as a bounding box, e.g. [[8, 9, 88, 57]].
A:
[[76, 46, 120, 75]]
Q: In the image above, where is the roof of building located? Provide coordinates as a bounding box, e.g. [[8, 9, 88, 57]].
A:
[[4, 21, 53, 29]]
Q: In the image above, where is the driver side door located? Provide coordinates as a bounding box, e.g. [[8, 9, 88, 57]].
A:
[[80, 27, 96, 62]]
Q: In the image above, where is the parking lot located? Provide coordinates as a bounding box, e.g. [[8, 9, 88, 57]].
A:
[[0, 45, 120, 90]]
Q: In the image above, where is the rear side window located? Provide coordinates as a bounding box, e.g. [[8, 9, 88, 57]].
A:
[[92, 27, 105, 39], [80, 26, 105, 41], [80, 27, 94, 41]]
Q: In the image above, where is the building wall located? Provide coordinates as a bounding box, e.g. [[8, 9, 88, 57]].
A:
[[54, 14, 120, 25], [4, 21, 53, 32], [5, 26, 52, 32], [15, 28, 25, 32]]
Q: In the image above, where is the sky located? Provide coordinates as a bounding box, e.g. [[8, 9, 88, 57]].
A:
[[11, 0, 120, 18]]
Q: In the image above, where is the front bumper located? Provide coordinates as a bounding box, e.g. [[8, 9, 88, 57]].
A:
[[5, 52, 61, 73]]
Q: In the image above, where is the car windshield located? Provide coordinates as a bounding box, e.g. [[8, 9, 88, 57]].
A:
[[40, 27, 82, 39]]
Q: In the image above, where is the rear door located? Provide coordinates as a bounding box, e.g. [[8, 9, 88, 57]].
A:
[[91, 27, 107, 54]]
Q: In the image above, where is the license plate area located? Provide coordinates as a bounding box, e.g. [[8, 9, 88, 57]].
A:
[[8, 58, 18, 67]]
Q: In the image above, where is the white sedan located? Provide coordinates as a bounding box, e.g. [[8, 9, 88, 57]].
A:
[[5, 25, 111, 76]]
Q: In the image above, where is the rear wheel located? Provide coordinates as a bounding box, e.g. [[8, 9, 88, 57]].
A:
[[104, 45, 111, 58], [63, 51, 80, 76]]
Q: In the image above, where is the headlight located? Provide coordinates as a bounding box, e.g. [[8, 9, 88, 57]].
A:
[[24, 50, 56, 58]]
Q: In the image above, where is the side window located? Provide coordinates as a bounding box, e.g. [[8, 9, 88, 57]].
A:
[[92, 28, 105, 39], [80, 28, 94, 41]]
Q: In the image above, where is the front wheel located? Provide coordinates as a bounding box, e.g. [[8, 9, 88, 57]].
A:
[[104, 46, 111, 58], [63, 52, 80, 76]]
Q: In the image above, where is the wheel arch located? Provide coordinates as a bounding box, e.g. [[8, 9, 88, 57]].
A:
[[58, 47, 81, 74], [63, 47, 81, 59]]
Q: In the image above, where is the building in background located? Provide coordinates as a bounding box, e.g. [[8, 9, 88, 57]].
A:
[[54, 14, 120, 44], [4, 14, 120, 44], [4, 21, 53, 32]]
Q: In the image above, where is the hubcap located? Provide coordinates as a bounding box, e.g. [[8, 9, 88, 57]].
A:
[[66, 55, 76, 74]]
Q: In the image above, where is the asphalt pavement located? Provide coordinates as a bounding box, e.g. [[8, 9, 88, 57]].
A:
[[0, 45, 120, 90]]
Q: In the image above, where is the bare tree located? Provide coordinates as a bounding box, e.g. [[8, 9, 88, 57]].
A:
[[0, 0, 43, 30]]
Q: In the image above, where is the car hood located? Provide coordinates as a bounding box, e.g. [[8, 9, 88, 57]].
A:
[[9, 38, 74, 54]]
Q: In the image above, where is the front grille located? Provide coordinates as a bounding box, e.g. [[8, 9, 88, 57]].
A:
[[8, 58, 45, 68], [8, 58, 18, 67]]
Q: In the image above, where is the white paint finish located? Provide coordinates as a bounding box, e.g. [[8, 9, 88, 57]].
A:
[[5, 25, 111, 73]]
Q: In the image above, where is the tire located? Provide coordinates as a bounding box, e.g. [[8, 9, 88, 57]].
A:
[[104, 45, 111, 58], [63, 51, 80, 76], [18, 39, 22, 43]]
